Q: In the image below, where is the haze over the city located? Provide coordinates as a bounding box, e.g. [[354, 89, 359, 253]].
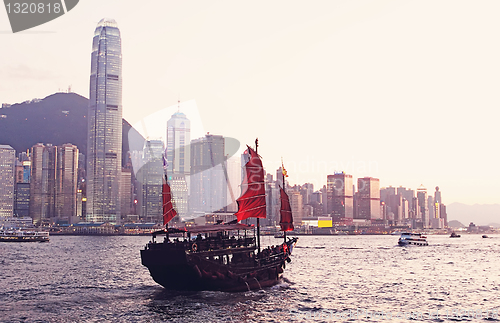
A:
[[1, 0, 499, 208]]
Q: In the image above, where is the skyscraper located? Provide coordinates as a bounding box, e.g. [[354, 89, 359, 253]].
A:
[[138, 140, 164, 222], [0, 145, 15, 218], [29, 143, 79, 225], [190, 134, 227, 213], [166, 111, 190, 218], [55, 144, 79, 223], [416, 185, 428, 228], [86, 18, 122, 223], [225, 157, 241, 213], [166, 111, 190, 175], [356, 177, 381, 220], [327, 173, 353, 222], [29, 143, 56, 225]]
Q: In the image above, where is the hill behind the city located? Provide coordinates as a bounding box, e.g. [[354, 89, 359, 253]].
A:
[[0, 92, 142, 165], [447, 202, 500, 226]]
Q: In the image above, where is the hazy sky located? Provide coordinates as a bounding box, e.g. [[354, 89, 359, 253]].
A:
[[1, 0, 499, 205]]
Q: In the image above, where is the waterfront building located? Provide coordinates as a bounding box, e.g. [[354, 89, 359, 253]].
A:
[[288, 189, 303, 225], [86, 18, 123, 223], [120, 168, 132, 220], [14, 182, 30, 217], [380, 186, 400, 224], [190, 134, 227, 213], [430, 186, 446, 228], [380, 201, 386, 221], [397, 186, 415, 214], [166, 111, 190, 175], [401, 198, 409, 221], [326, 173, 353, 222], [321, 185, 328, 215], [380, 186, 396, 204], [434, 186, 442, 204], [300, 183, 314, 205], [29, 143, 79, 224], [311, 191, 322, 204], [15, 160, 23, 183], [225, 157, 240, 213], [356, 177, 381, 220], [15, 152, 30, 183], [55, 144, 79, 223], [276, 167, 285, 189], [169, 174, 189, 221], [264, 174, 279, 226], [0, 145, 15, 218], [440, 204, 448, 227], [166, 111, 191, 218], [428, 196, 435, 220], [29, 143, 56, 225], [137, 140, 164, 223], [416, 185, 428, 228]]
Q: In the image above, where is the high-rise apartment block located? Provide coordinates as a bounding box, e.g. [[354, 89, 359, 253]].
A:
[[0, 145, 15, 218]]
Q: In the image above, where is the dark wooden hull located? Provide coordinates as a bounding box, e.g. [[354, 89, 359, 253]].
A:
[[141, 260, 283, 292], [141, 239, 296, 292]]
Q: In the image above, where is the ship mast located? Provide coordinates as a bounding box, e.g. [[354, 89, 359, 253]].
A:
[[255, 138, 261, 255], [164, 173, 169, 240], [282, 161, 286, 244], [279, 160, 294, 239]]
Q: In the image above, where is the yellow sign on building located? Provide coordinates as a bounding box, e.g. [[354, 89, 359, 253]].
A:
[[318, 217, 333, 228]]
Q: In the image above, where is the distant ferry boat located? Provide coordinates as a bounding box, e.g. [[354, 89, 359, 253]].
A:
[[398, 232, 428, 246], [0, 229, 49, 242]]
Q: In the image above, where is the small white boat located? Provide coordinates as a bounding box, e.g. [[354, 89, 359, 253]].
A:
[[398, 232, 428, 246]]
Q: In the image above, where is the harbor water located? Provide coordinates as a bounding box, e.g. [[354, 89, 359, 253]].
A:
[[1, 234, 499, 322]]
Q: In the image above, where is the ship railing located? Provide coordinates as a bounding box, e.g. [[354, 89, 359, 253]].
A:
[[145, 236, 257, 252], [191, 237, 256, 252]]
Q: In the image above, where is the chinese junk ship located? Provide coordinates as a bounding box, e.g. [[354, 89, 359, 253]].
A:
[[140, 142, 298, 292]]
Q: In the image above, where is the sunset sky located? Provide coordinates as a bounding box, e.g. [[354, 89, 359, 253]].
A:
[[1, 0, 499, 205]]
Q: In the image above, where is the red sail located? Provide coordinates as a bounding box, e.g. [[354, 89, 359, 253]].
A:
[[235, 146, 266, 222], [279, 187, 294, 232], [163, 181, 177, 225]]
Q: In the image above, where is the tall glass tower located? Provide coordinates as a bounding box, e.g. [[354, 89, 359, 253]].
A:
[[166, 111, 190, 218], [86, 18, 122, 223]]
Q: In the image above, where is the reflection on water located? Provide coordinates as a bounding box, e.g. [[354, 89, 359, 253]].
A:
[[1, 234, 499, 322]]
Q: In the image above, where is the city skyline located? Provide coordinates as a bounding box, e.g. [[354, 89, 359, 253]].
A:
[[0, 127, 466, 226], [1, 1, 499, 206]]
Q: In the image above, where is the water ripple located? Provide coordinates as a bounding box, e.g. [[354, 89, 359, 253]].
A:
[[1, 234, 500, 322]]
